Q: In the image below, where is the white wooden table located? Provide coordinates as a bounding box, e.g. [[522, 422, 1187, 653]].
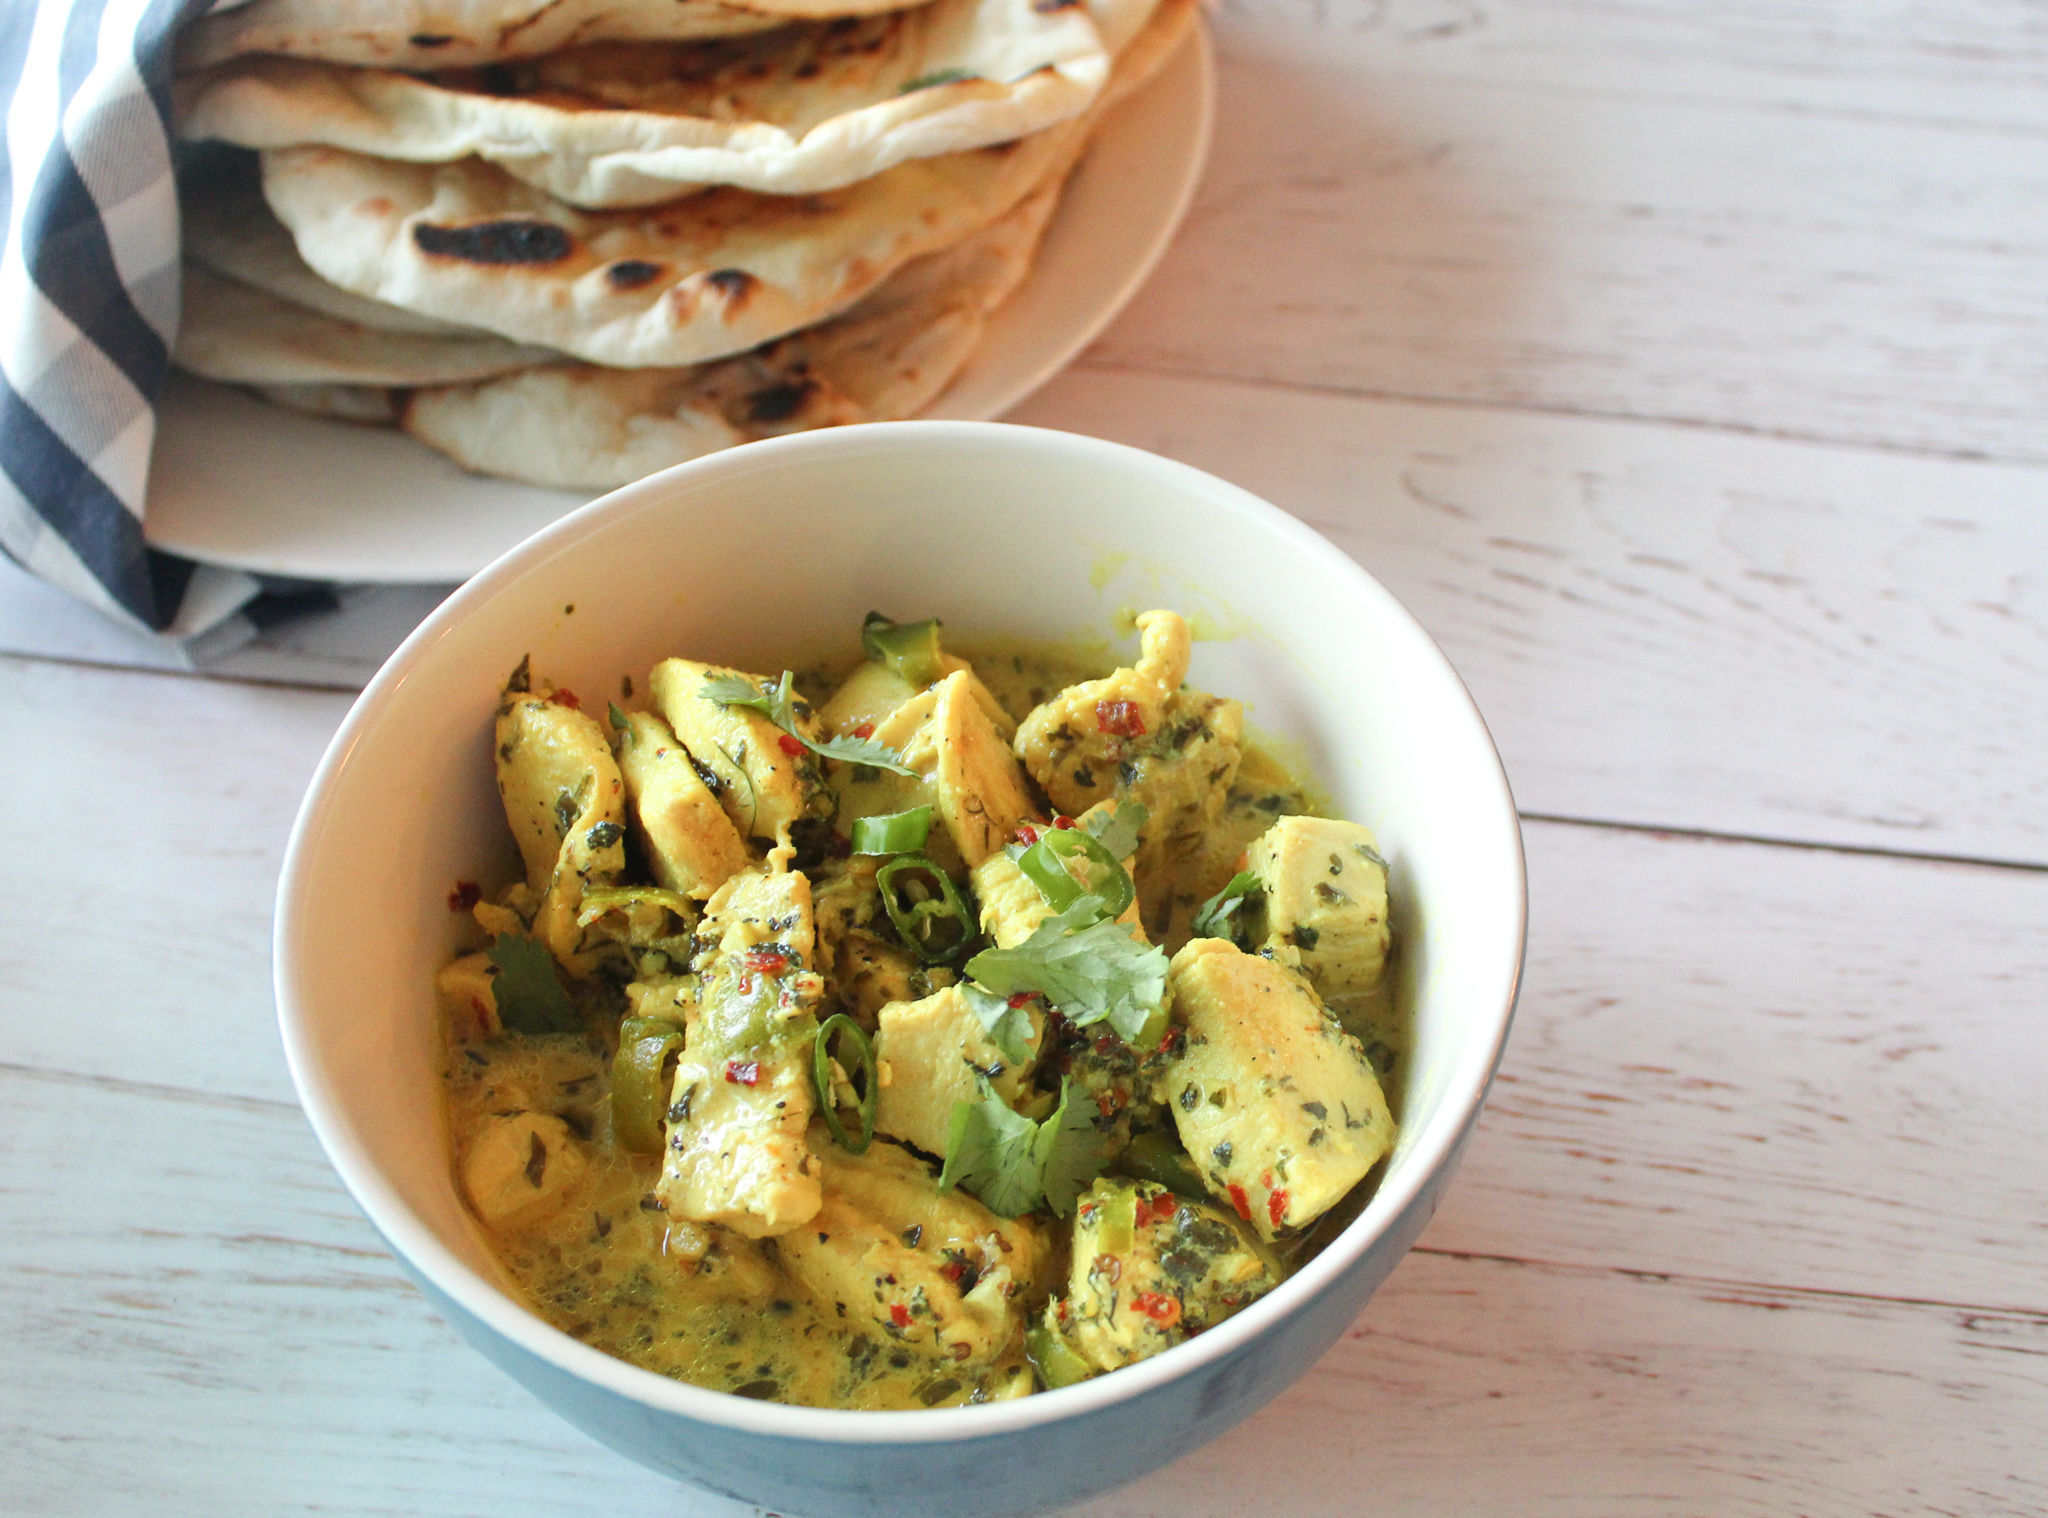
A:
[[5, 2, 2045, 1512]]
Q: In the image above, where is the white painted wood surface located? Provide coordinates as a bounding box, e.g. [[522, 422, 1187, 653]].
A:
[[4, 0, 2047, 1512]]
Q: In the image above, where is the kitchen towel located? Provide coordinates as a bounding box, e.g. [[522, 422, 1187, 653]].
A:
[[0, 0, 340, 654]]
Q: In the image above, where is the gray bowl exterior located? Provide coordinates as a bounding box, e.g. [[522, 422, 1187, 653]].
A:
[[404, 1123, 1477, 1518]]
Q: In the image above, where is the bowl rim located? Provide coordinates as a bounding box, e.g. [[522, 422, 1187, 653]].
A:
[[274, 419, 1527, 1445]]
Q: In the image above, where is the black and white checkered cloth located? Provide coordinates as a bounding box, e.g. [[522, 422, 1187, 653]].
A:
[[0, 0, 339, 646]]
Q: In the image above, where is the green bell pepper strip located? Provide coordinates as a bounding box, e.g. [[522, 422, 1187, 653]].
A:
[[1025, 1324, 1094, 1391], [1017, 826, 1134, 925], [876, 852, 975, 963], [860, 613, 945, 688], [850, 804, 933, 857], [810, 1013, 878, 1153], [611, 1014, 686, 1153]]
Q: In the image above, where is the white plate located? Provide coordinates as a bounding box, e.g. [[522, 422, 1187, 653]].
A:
[[143, 26, 1215, 585]]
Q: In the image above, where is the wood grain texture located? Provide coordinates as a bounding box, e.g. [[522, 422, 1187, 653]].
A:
[[1011, 368, 2048, 864], [1083, 2, 2048, 461], [0, 655, 349, 1104]]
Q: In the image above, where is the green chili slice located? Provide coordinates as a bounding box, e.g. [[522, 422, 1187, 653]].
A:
[[1025, 1324, 1094, 1391], [611, 1014, 685, 1154], [1017, 826, 1134, 925], [861, 612, 945, 688], [1116, 1130, 1209, 1200], [876, 852, 975, 963], [810, 1013, 878, 1153], [850, 804, 933, 857]]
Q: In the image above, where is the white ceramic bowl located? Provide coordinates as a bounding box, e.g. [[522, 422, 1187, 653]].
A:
[[274, 421, 1526, 1518]]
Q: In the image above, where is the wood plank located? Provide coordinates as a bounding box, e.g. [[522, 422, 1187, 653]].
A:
[[1011, 368, 2048, 864], [1435, 819, 2048, 1311], [0, 655, 350, 1106], [1084, 19, 2048, 461], [3, 1066, 2041, 1517], [1213, 0, 2048, 130]]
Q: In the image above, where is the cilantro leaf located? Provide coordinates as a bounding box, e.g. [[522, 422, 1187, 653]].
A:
[[1083, 800, 1148, 860], [486, 933, 579, 1034], [700, 670, 916, 775], [1190, 870, 1264, 947], [607, 700, 630, 738], [1034, 1081, 1109, 1217], [939, 1078, 1107, 1218], [961, 982, 1037, 1066], [965, 897, 1168, 1046], [938, 1086, 1041, 1216]]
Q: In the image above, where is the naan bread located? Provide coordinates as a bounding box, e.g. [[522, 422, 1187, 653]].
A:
[[256, 0, 1191, 368], [175, 263, 566, 384], [255, 382, 404, 425], [181, 0, 1149, 206], [179, 0, 926, 71], [183, 151, 475, 337], [403, 170, 1067, 486]]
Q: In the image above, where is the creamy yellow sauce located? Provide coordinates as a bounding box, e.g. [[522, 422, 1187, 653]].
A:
[[442, 637, 1406, 1408]]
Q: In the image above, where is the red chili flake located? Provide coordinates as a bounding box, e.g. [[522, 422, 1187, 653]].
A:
[[1012, 823, 1041, 846], [1227, 1184, 1253, 1222], [548, 688, 581, 709], [852, 721, 876, 739], [1007, 991, 1035, 1009], [1130, 1291, 1182, 1326], [744, 945, 791, 975], [889, 1304, 911, 1329], [1095, 698, 1145, 737], [1052, 815, 1076, 830], [1268, 1189, 1291, 1229], [1150, 1192, 1179, 1223], [447, 880, 481, 912], [776, 733, 805, 757], [1155, 1026, 1185, 1057], [724, 1060, 761, 1087]]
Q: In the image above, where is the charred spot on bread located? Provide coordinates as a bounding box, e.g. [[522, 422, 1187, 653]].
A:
[[707, 268, 759, 305], [605, 259, 664, 291], [413, 220, 575, 265], [746, 377, 817, 424]]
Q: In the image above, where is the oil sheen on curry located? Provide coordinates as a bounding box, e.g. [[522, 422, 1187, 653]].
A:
[[438, 609, 1403, 1410]]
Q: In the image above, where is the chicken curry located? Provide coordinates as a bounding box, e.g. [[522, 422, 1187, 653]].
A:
[[437, 609, 1401, 1409]]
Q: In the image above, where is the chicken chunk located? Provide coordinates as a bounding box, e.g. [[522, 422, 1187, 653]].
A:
[[772, 1134, 1048, 1365], [648, 657, 829, 848], [461, 1111, 588, 1231], [1117, 691, 1244, 913], [436, 950, 499, 1040], [820, 653, 1014, 742], [1045, 1177, 1279, 1375], [1247, 816, 1392, 1005], [971, 840, 1145, 950], [903, 671, 1039, 869], [834, 928, 950, 1028], [613, 708, 749, 900], [1014, 610, 1193, 815], [492, 671, 627, 975], [1164, 939, 1395, 1240], [873, 985, 1044, 1158], [655, 868, 825, 1238]]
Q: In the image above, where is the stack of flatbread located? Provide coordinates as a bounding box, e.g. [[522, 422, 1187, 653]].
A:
[[170, 0, 1196, 488]]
